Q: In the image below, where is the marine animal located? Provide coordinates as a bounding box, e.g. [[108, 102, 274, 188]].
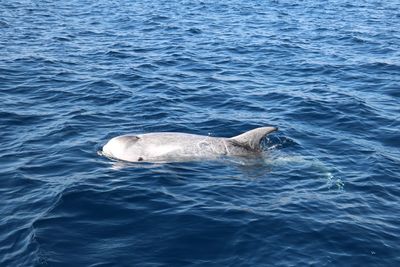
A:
[[102, 126, 277, 163]]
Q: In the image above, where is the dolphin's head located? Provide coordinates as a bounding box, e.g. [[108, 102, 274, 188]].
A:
[[102, 135, 142, 162]]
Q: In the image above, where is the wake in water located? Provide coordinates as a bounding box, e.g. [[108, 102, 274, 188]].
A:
[[263, 152, 344, 190], [263, 135, 344, 190]]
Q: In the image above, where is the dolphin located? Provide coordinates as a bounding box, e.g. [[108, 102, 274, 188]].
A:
[[102, 126, 278, 163]]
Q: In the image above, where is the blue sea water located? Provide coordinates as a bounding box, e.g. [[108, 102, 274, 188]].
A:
[[1, 0, 400, 266]]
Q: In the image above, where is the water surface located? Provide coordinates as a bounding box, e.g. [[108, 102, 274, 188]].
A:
[[1, 0, 399, 266]]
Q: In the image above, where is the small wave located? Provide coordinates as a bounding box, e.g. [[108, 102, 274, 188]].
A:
[[187, 28, 202, 34], [0, 20, 10, 28], [105, 50, 131, 59]]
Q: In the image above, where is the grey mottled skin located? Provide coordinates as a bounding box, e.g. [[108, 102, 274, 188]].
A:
[[102, 126, 277, 163]]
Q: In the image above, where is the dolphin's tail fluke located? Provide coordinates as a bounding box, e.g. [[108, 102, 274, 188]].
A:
[[231, 126, 278, 150]]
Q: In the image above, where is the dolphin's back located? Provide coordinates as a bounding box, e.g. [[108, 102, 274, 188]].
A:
[[137, 132, 227, 160]]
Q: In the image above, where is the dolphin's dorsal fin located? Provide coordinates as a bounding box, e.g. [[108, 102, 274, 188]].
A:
[[230, 126, 277, 150]]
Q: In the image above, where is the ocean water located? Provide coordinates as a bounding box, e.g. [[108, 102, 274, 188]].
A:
[[1, 0, 399, 266]]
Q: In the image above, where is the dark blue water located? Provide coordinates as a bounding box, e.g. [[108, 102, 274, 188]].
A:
[[1, 0, 400, 266]]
